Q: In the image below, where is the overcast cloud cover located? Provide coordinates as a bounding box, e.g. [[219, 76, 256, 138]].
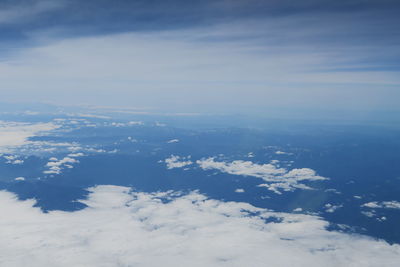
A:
[[0, 0, 399, 117]]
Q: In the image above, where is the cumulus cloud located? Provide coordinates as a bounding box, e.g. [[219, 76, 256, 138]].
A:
[[0, 185, 399, 267], [246, 152, 254, 158], [196, 158, 327, 194], [43, 153, 83, 175], [165, 155, 193, 169], [324, 203, 343, 213], [3, 155, 24, 164]]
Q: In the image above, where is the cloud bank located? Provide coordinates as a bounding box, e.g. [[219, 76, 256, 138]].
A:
[[0, 185, 399, 266], [0, 121, 58, 152]]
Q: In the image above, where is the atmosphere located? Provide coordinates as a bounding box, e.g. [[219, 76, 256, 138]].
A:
[[0, 0, 399, 116], [1, 2, 400, 266]]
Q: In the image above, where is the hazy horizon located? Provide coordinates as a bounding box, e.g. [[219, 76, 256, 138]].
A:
[[0, 0, 399, 119]]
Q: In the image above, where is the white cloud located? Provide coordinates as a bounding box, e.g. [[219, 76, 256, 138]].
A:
[[165, 155, 193, 169], [275, 151, 293, 155], [196, 158, 327, 194], [0, 185, 399, 267], [43, 153, 82, 175], [167, 139, 179, 143], [155, 122, 167, 127], [324, 203, 343, 213], [108, 121, 144, 127], [361, 211, 376, 218], [67, 152, 85, 157], [362, 201, 400, 210], [73, 113, 111, 119], [14, 177, 25, 181], [3, 155, 24, 164], [0, 121, 58, 153], [127, 136, 137, 142], [235, 188, 245, 193], [128, 121, 144, 126]]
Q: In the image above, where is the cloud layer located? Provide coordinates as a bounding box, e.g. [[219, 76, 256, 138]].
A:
[[0, 185, 399, 266]]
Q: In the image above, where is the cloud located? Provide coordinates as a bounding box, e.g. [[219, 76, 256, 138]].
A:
[[43, 153, 83, 175], [3, 155, 24, 164], [70, 113, 111, 119], [324, 203, 343, 213], [0, 121, 58, 153], [362, 201, 400, 210], [0, 185, 399, 266], [0, 118, 121, 156], [1, 22, 400, 113], [196, 158, 327, 194], [275, 150, 293, 155], [155, 122, 167, 127], [108, 121, 144, 127], [165, 155, 193, 169], [167, 139, 179, 143]]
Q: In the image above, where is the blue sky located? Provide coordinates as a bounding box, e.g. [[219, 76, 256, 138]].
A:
[[0, 0, 399, 117]]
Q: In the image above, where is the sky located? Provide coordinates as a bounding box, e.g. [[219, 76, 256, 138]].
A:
[[0, 0, 399, 117]]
